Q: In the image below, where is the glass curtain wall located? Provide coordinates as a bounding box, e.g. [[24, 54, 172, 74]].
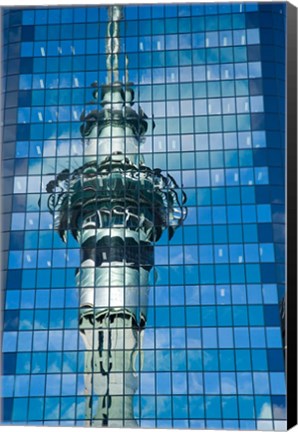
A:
[[2, 3, 286, 429]]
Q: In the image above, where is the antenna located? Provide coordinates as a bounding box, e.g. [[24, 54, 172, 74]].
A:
[[106, 5, 123, 84], [125, 54, 129, 84]]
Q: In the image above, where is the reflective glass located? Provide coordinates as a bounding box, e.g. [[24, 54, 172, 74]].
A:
[[2, 3, 287, 428]]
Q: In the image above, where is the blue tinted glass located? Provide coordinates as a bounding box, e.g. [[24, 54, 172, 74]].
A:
[[2, 3, 286, 427], [252, 349, 268, 370]]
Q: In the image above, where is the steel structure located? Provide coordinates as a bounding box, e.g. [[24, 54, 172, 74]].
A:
[[46, 5, 186, 427]]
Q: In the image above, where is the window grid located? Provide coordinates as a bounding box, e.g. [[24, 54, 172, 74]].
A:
[[2, 4, 286, 428]]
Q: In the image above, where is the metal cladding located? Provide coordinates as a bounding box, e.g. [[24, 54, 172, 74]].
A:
[[46, 4, 187, 427]]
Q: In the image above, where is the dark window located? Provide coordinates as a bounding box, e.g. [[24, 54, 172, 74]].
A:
[[9, 11, 22, 26], [268, 349, 284, 372], [10, 231, 25, 250], [21, 25, 35, 41], [264, 305, 281, 326], [3, 353, 17, 375], [12, 194, 26, 211], [249, 78, 263, 95], [6, 269, 22, 290], [3, 398, 13, 421], [261, 263, 276, 283], [18, 90, 32, 107], [20, 57, 33, 73], [4, 310, 20, 331], [17, 124, 30, 140]]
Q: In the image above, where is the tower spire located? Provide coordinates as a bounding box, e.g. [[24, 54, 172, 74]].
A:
[[106, 5, 123, 84]]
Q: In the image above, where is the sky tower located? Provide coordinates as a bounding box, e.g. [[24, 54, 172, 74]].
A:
[[46, 5, 187, 427]]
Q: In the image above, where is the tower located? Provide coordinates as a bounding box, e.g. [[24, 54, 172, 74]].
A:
[[46, 5, 186, 426]]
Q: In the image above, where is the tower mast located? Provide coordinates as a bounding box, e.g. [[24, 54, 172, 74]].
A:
[[106, 5, 123, 84], [46, 5, 186, 426]]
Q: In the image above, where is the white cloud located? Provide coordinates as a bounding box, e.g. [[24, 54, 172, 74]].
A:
[[258, 402, 273, 419], [256, 401, 275, 430]]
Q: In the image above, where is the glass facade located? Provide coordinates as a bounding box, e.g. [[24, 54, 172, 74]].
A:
[[2, 3, 287, 429]]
